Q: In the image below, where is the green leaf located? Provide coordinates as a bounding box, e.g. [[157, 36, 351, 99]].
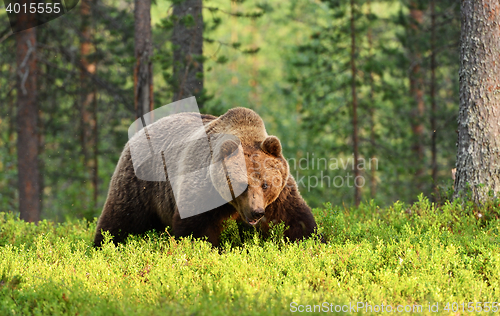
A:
[[216, 56, 229, 64]]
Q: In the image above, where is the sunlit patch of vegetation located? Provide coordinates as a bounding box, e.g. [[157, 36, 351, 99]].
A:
[[1, 197, 499, 315]]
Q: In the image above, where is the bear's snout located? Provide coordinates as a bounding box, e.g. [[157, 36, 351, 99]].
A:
[[247, 207, 265, 225], [252, 207, 265, 217]]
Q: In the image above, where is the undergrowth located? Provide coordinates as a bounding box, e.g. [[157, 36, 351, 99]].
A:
[[0, 196, 499, 315]]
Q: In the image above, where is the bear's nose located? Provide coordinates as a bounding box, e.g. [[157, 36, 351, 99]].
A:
[[247, 208, 265, 225], [251, 208, 265, 219]]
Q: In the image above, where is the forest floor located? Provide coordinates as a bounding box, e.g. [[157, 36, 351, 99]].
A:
[[1, 196, 499, 315]]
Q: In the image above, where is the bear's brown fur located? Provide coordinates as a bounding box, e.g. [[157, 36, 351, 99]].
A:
[[93, 108, 317, 247]]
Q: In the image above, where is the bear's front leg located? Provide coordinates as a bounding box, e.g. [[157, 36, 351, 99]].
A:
[[93, 169, 167, 246], [94, 195, 166, 247]]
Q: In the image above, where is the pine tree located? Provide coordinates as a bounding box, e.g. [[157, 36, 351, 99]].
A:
[[455, 0, 500, 202], [16, 3, 40, 222], [350, 0, 361, 206], [80, 0, 98, 208], [134, 0, 154, 117], [171, 0, 204, 103], [407, 0, 426, 194]]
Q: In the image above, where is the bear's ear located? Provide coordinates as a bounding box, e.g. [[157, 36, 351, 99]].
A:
[[261, 136, 282, 157]]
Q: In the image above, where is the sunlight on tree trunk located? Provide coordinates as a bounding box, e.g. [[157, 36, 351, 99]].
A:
[[455, 0, 500, 203]]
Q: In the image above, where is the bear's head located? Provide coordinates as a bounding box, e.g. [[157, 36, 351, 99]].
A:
[[210, 134, 289, 226]]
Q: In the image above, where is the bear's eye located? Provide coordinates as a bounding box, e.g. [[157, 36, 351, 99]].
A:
[[262, 183, 268, 190]]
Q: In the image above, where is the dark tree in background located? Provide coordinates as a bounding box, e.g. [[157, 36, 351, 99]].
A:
[[455, 0, 500, 203], [80, 0, 99, 208], [0, 0, 469, 217], [407, 0, 426, 194], [172, 0, 204, 103], [134, 0, 154, 118], [286, 0, 460, 206], [429, 0, 438, 196], [16, 5, 40, 222], [350, 0, 361, 206], [366, 0, 377, 199]]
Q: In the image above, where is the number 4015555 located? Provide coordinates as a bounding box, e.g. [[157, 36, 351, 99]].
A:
[[5, 2, 61, 14], [444, 302, 499, 313]]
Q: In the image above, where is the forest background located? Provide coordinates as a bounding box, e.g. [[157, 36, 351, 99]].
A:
[[0, 0, 460, 221]]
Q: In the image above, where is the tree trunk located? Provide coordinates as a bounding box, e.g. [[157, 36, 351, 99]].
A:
[[249, 17, 260, 109], [350, 0, 361, 206], [80, 0, 98, 208], [367, 0, 376, 200], [7, 64, 17, 210], [16, 9, 40, 222], [455, 0, 500, 203], [134, 0, 153, 118], [408, 0, 425, 195], [172, 0, 203, 103], [8, 64, 16, 156], [91, 95, 98, 208], [430, 0, 438, 197]]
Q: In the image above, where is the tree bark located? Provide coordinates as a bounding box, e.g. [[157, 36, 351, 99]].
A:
[[367, 0, 376, 200], [350, 0, 361, 206], [134, 0, 153, 118], [16, 7, 40, 222], [408, 0, 425, 195], [455, 0, 500, 202], [80, 0, 98, 208], [430, 0, 438, 197], [8, 64, 16, 156], [172, 0, 203, 103]]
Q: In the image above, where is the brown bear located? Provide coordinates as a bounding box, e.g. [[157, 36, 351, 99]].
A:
[[93, 107, 317, 247]]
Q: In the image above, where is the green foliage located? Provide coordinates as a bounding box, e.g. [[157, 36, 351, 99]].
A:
[[282, 0, 460, 207], [1, 1, 136, 220], [0, 0, 465, 219], [216, 55, 229, 64], [180, 14, 195, 27], [219, 219, 290, 250], [1, 199, 499, 315], [220, 218, 245, 248], [267, 221, 288, 245], [315, 196, 500, 246]]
